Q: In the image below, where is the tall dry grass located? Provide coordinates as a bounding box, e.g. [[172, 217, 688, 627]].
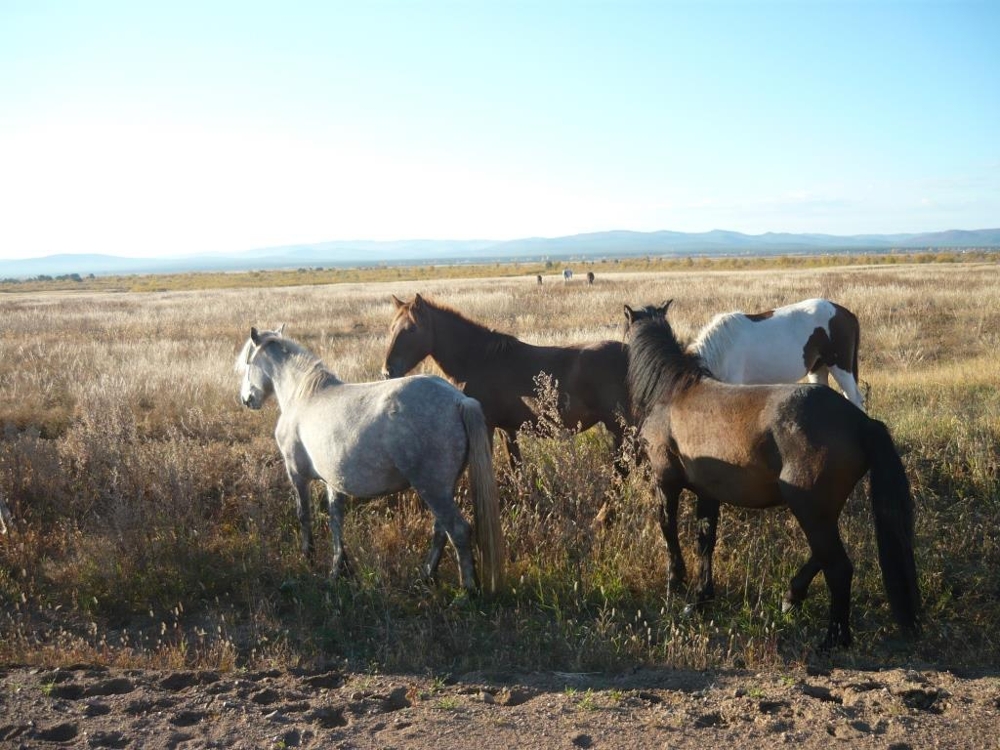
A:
[[0, 261, 998, 672]]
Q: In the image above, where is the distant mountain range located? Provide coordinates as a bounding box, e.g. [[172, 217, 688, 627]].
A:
[[3, 228, 999, 279]]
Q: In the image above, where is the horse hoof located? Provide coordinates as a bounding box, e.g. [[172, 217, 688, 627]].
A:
[[781, 596, 796, 614]]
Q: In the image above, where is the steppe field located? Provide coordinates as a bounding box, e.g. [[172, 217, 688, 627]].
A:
[[1, 258, 998, 748]]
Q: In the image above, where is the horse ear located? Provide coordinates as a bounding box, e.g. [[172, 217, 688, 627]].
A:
[[623, 304, 635, 323], [413, 293, 425, 308], [275, 323, 285, 336], [661, 300, 673, 316], [391, 294, 406, 309], [250, 327, 262, 344]]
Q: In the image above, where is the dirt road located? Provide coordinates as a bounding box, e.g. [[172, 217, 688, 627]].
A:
[[2, 664, 997, 749]]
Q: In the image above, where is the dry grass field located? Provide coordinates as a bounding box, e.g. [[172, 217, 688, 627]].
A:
[[1, 259, 998, 676]]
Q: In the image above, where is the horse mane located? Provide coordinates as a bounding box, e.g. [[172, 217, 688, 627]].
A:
[[628, 316, 712, 419], [240, 332, 341, 399], [687, 311, 750, 373], [289, 349, 340, 400], [414, 297, 523, 358]]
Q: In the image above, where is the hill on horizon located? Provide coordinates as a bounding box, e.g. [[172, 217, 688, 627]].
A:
[[3, 227, 999, 279]]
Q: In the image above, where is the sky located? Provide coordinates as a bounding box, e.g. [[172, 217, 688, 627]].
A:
[[1, 1, 998, 261]]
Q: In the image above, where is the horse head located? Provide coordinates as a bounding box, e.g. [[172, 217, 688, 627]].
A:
[[237, 325, 285, 409], [382, 294, 434, 378], [623, 300, 672, 335]]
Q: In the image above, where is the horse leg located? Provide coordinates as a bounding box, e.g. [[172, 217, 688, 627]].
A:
[[422, 519, 448, 584], [422, 493, 478, 594], [501, 428, 522, 466], [782, 556, 822, 612], [607, 419, 630, 478], [693, 494, 720, 605], [806, 365, 830, 386], [656, 484, 686, 589], [326, 488, 354, 580], [787, 498, 854, 648], [286, 469, 314, 563]]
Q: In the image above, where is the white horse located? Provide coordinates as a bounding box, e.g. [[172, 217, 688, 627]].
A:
[[624, 298, 865, 410], [236, 326, 504, 594]]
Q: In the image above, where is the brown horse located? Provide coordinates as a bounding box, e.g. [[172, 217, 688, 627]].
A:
[[626, 301, 919, 648], [382, 294, 630, 466]]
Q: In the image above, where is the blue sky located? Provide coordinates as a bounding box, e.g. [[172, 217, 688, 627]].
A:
[[1, 1, 997, 260]]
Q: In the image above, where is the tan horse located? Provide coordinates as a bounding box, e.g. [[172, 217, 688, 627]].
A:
[[626, 302, 919, 648], [382, 294, 630, 468]]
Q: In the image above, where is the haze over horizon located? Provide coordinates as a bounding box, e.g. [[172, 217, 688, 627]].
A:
[[2, 1, 998, 262]]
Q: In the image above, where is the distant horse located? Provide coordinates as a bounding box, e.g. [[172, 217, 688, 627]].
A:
[[0, 495, 11, 534], [624, 298, 864, 409], [586, 271, 595, 285], [237, 326, 504, 594], [536, 274, 543, 286], [563, 269, 573, 282], [382, 294, 630, 467], [626, 302, 919, 648]]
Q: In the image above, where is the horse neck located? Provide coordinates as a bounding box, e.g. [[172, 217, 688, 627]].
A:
[[630, 321, 708, 413], [427, 305, 515, 381], [265, 348, 338, 411], [688, 315, 739, 373]]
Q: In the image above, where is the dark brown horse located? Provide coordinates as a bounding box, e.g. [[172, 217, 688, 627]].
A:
[[382, 294, 630, 465], [625, 301, 919, 648]]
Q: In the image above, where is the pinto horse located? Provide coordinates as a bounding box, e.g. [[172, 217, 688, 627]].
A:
[[625, 302, 919, 648], [625, 298, 864, 409], [382, 294, 630, 466]]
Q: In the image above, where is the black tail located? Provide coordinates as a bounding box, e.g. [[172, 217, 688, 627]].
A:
[[863, 417, 921, 632]]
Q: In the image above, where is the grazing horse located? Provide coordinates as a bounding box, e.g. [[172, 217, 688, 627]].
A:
[[625, 302, 919, 648], [624, 298, 864, 409], [562, 269, 573, 282], [236, 326, 504, 594], [586, 271, 595, 285], [536, 274, 543, 286], [382, 294, 630, 467]]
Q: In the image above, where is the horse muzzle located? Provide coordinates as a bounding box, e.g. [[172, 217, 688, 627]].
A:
[[241, 393, 262, 410]]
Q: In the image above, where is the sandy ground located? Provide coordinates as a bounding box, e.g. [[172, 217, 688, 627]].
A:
[[1, 664, 998, 749]]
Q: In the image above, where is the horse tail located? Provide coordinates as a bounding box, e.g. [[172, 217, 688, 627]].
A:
[[863, 416, 921, 632], [849, 309, 861, 383], [459, 397, 504, 594]]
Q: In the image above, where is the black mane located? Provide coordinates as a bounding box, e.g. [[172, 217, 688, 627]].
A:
[[627, 315, 712, 419]]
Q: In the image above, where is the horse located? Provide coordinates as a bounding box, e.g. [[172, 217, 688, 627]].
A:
[[0, 494, 11, 534], [624, 298, 864, 409], [562, 269, 573, 282], [236, 326, 504, 594], [382, 294, 630, 468], [536, 274, 543, 286], [625, 301, 919, 648], [586, 271, 595, 285]]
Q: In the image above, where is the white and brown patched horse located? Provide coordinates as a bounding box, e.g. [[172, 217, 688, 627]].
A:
[[625, 298, 865, 410]]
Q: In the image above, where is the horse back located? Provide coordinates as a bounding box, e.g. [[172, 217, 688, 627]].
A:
[[648, 381, 867, 508], [288, 376, 471, 497]]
